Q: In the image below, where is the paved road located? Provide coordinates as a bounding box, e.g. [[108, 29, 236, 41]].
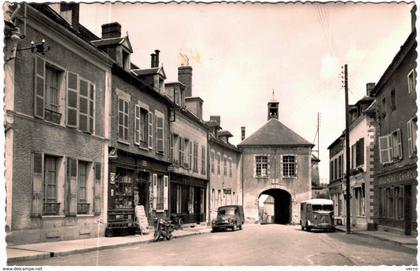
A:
[[13, 224, 417, 266]]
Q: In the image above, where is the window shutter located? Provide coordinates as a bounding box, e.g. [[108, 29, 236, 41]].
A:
[[134, 105, 140, 145], [67, 72, 79, 127], [148, 112, 153, 149], [152, 174, 157, 210], [170, 133, 173, 161], [397, 129, 403, 159], [379, 135, 390, 164], [34, 56, 45, 119], [66, 157, 77, 216], [189, 141, 193, 169], [94, 162, 101, 215], [156, 116, 164, 153], [88, 83, 95, 134], [79, 79, 89, 132], [407, 121, 413, 156], [31, 152, 43, 217], [267, 155, 271, 177], [163, 175, 169, 210], [279, 155, 283, 178]]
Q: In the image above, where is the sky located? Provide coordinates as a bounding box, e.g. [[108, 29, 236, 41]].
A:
[[80, 2, 414, 183]]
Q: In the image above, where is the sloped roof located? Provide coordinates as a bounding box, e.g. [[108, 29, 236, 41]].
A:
[[238, 118, 313, 147], [91, 36, 133, 53], [132, 67, 166, 79]]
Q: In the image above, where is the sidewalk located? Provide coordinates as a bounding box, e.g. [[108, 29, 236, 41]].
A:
[[7, 225, 211, 263], [335, 225, 417, 251]]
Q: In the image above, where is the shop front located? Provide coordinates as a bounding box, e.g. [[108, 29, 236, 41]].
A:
[[170, 172, 207, 224], [106, 150, 170, 236]]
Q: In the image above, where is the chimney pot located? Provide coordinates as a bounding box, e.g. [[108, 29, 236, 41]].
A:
[[210, 115, 221, 126], [101, 22, 122, 39], [154, 49, 160, 67], [178, 66, 193, 97], [151, 53, 156, 68], [241, 126, 246, 141], [366, 82, 376, 97], [60, 3, 79, 32]]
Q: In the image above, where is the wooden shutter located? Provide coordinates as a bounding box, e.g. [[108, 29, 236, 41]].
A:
[[267, 155, 271, 177], [31, 152, 43, 217], [170, 133, 174, 162], [134, 105, 140, 145], [379, 135, 391, 164], [94, 162, 101, 215], [407, 120, 413, 156], [67, 72, 79, 127], [79, 79, 89, 132], [163, 175, 169, 210], [152, 174, 157, 210], [396, 129, 402, 159], [66, 157, 78, 216], [156, 116, 164, 153], [34, 56, 45, 119], [189, 141, 193, 169], [88, 83, 95, 134], [148, 112, 154, 149]]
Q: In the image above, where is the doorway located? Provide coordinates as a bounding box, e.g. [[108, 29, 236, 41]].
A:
[[258, 189, 292, 224]]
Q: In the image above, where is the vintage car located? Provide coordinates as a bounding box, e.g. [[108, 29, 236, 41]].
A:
[[212, 205, 245, 232]]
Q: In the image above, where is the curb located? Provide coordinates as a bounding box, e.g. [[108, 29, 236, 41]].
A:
[[8, 230, 210, 263], [335, 227, 417, 251]]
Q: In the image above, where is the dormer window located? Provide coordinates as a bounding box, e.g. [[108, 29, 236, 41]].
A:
[[122, 50, 130, 71]]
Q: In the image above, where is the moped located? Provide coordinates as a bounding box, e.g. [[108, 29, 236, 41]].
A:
[[153, 217, 174, 241]]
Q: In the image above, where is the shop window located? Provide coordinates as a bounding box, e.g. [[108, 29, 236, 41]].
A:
[[283, 155, 296, 177], [395, 186, 404, 220], [255, 156, 268, 177], [156, 176, 164, 210]]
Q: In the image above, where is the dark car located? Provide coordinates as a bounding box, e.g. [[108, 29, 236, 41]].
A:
[[212, 205, 244, 232]]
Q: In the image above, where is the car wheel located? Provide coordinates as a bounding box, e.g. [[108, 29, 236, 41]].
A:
[[305, 223, 310, 232], [212, 227, 217, 232], [239, 225, 242, 230], [232, 224, 237, 231]]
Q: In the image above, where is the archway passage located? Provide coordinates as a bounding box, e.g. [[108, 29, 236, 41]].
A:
[[258, 189, 292, 224]]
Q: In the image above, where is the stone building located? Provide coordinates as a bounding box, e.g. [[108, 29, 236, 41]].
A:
[[370, 17, 417, 235], [238, 97, 313, 224], [4, 3, 113, 244], [165, 66, 209, 225], [207, 116, 242, 221], [91, 23, 173, 235]]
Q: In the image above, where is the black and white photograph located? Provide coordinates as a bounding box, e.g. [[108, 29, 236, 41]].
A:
[[2, 0, 418, 267]]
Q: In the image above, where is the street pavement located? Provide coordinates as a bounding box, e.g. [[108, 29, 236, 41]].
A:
[[10, 224, 417, 266]]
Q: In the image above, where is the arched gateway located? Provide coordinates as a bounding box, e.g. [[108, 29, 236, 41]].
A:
[[259, 188, 292, 224], [237, 95, 314, 225]]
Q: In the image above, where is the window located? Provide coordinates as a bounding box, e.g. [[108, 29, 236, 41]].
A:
[[43, 156, 59, 215], [34, 57, 64, 124], [255, 156, 268, 177], [355, 186, 365, 216], [329, 160, 333, 181], [217, 154, 221, 175], [390, 89, 396, 111], [223, 157, 227, 176], [386, 188, 393, 218], [201, 146, 206, 175], [352, 138, 365, 168], [395, 186, 404, 220], [172, 134, 179, 165], [155, 114, 164, 154], [210, 152, 215, 174], [77, 161, 89, 214], [67, 72, 95, 133], [134, 105, 141, 145], [408, 69, 416, 94], [283, 155, 296, 177], [391, 129, 402, 160], [338, 155, 343, 178], [186, 139, 192, 169], [148, 112, 154, 149], [179, 136, 184, 167], [229, 159, 232, 177], [407, 118, 417, 157], [379, 135, 392, 164], [118, 98, 129, 141], [193, 142, 198, 173], [381, 97, 386, 118], [139, 108, 149, 148]]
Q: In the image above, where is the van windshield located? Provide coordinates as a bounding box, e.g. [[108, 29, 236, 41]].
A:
[[312, 204, 333, 211], [218, 207, 236, 216]]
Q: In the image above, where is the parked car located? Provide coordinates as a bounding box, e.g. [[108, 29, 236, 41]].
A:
[[212, 205, 244, 232]]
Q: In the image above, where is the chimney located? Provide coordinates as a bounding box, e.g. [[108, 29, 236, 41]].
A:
[[210, 115, 221, 126], [241, 126, 246, 141], [154, 49, 160, 67], [101, 22, 121, 39], [185, 97, 204, 120], [411, 5, 417, 32], [150, 53, 156, 68], [366, 83, 376, 97], [178, 66, 193, 97], [60, 3, 79, 32]]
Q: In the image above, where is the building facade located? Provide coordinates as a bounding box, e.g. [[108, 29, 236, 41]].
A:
[[166, 66, 209, 224], [371, 27, 417, 235], [238, 98, 313, 224], [207, 116, 242, 221], [4, 3, 112, 244], [327, 135, 345, 225]]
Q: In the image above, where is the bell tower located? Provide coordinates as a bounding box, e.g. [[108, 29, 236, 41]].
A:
[[267, 90, 279, 120]]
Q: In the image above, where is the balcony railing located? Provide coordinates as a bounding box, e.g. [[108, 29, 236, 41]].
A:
[[44, 108, 61, 124], [77, 203, 90, 214], [43, 202, 60, 215]]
